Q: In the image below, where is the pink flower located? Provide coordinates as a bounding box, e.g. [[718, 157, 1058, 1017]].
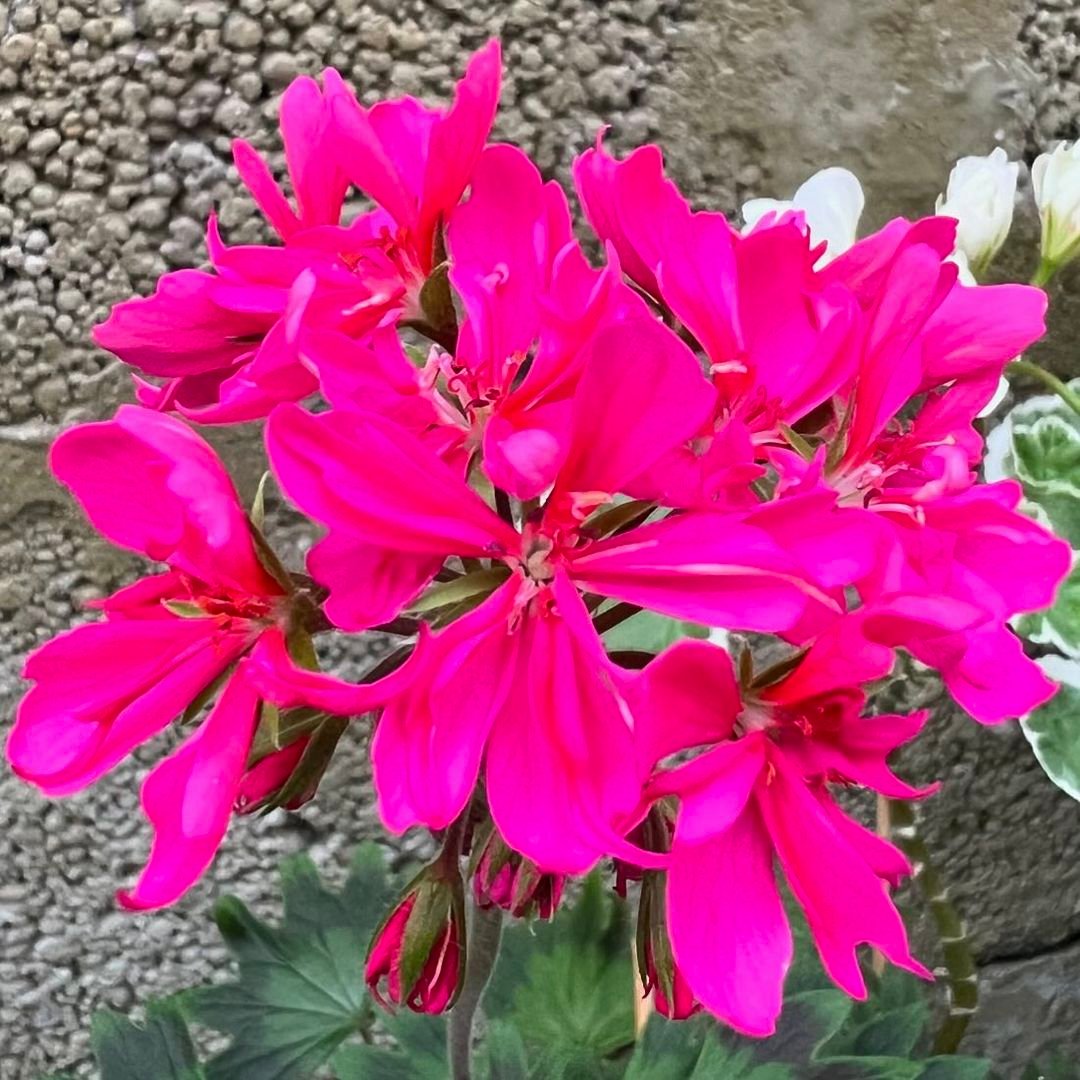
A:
[[630, 632, 931, 1036], [331, 39, 501, 285], [265, 314, 885, 873], [576, 139, 1063, 719], [5, 407, 400, 909], [94, 43, 502, 424]]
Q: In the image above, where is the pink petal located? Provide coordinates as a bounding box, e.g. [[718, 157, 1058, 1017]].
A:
[[117, 672, 261, 910], [628, 639, 742, 775], [417, 39, 502, 269], [233, 138, 299, 239], [485, 576, 655, 873], [281, 71, 350, 230], [667, 801, 792, 1036], [940, 625, 1059, 723], [308, 533, 443, 632], [373, 583, 519, 832], [552, 315, 717, 502], [9, 617, 246, 796], [243, 626, 421, 716], [656, 211, 742, 366], [651, 735, 767, 844], [448, 143, 546, 387], [919, 282, 1046, 390], [92, 269, 275, 377], [50, 405, 277, 597], [328, 92, 416, 230], [812, 788, 913, 887], [569, 513, 838, 633], [762, 754, 929, 997], [265, 404, 518, 557]]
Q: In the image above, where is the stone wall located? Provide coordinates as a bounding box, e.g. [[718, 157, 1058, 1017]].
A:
[[1, 0, 1077, 1076]]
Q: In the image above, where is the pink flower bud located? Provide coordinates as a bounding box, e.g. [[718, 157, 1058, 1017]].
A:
[[472, 830, 564, 920], [365, 876, 465, 1014], [233, 738, 311, 814], [637, 870, 699, 1021]]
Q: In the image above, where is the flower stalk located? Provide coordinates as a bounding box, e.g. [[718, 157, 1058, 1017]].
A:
[[448, 900, 504, 1080], [886, 798, 977, 1055]]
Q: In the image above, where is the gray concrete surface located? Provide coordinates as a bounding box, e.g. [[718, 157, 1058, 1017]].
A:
[[1, 0, 1079, 1076]]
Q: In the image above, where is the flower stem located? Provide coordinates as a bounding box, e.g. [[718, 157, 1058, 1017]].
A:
[[1007, 358, 1080, 419], [1031, 256, 1058, 288], [448, 900, 504, 1080], [887, 798, 977, 1054]]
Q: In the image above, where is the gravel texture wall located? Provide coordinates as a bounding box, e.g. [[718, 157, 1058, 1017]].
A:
[[1, 0, 1078, 1076]]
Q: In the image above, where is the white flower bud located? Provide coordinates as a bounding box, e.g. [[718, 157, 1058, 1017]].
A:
[[935, 148, 1018, 278], [741, 167, 864, 265], [1032, 141, 1080, 270]]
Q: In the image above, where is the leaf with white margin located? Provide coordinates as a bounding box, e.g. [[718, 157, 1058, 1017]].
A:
[[1015, 560, 1080, 657], [986, 384, 1080, 547], [1021, 656, 1080, 802]]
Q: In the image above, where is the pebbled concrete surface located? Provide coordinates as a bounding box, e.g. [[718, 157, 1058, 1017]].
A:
[[1, 0, 1079, 1076]]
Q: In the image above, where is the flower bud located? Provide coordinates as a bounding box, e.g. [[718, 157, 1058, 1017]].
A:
[[472, 830, 564, 920], [1033, 141, 1080, 271], [366, 868, 465, 1014], [233, 738, 312, 814], [636, 871, 698, 1020], [935, 148, 1018, 277], [742, 167, 864, 264]]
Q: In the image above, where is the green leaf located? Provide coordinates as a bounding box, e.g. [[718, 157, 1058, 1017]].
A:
[[1015, 560, 1080, 657], [485, 874, 636, 1076], [1021, 656, 1080, 801], [190, 845, 392, 1080], [808, 1057, 922, 1079], [484, 1020, 531, 1080], [91, 999, 205, 1080], [602, 610, 709, 653], [330, 1012, 447, 1080], [989, 388, 1080, 547], [749, 989, 854, 1066], [624, 1017, 791, 1080], [1012, 414, 1080, 488], [915, 1061, 993, 1080]]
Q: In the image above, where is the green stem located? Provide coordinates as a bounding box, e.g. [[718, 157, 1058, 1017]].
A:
[[1007, 358, 1080, 419], [887, 799, 977, 1054], [448, 901, 504, 1080], [1031, 256, 1058, 288]]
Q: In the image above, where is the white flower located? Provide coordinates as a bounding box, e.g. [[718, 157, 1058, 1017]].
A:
[[1032, 141, 1080, 269], [935, 148, 1018, 277], [741, 167, 864, 265]]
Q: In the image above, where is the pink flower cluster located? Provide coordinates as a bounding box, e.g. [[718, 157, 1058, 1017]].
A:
[[8, 41, 1070, 1034]]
